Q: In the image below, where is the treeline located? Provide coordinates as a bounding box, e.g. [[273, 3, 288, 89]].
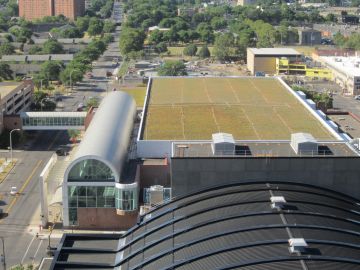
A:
[[333, 32, 360, 51], [119, 0, 330, 60]]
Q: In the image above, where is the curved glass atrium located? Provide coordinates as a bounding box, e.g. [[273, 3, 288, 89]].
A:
[[68, 159, 116, 182]]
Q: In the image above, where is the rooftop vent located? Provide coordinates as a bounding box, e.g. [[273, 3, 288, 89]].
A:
[[270, 196, 286, 209], [290, 133, 318, 155], [289, 238, 308, 254], [211, 133, 235, 155]]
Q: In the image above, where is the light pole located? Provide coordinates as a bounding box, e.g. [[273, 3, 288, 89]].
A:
[[40, 97, 48, 111], [0, 237, 5, 270], [9, 129, 20, 163], [69, 69, 77, 93]]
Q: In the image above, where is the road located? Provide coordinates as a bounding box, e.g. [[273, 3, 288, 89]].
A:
[[59, 26, 122, 112], [0, 25, 122, 268], [0, 130, 69, 268]]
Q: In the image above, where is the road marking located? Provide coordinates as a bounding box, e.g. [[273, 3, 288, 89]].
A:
[[47, 131, 61, 150], [21, 235, 36, 264], [32, 239, 43, 264], [4, 160, 43, 215]]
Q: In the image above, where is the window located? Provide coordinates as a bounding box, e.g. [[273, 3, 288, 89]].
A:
[[68, 186, 115, 208], [116, 187, 138, 211], [68, 159, 115, 182]]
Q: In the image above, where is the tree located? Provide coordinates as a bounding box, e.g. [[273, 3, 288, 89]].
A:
[[0, 42, 15, 56], [196, 23, 215, 43], [211, 17, 227, 30], [60, 68, 84, 85], [214, 33, 234, 61], [87, 17, 104, 36], [76, 16, 90, 32], [61, 27, 83, 38], [42, 39, 64, 54], [198, 45, 210, 59], [325, 13, 337, 23], [28, 45, 42, 54], [148, 29, 163, 44], [9, 26, 32, 43], [333, 31, 346, 47], [86, 96, 100, 110], [154, 42, 167, 53], [103, 20, 116, 33], [0, 62, 13, 80], [178, 30, 190, 43], [158, 60, 187, 76], [40, 60, 63, 81], [183, 44, 197, 56], [119, 27, 145, 55]]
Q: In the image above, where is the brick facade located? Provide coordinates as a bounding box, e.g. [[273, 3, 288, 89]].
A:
[[19, 0, 85, 20]]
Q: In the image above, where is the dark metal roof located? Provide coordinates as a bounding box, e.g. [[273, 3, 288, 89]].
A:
[[50, 182, 360, 270]]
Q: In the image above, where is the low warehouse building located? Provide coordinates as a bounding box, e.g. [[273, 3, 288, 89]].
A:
[[247, 48, 301, 75], [319, 56, 360, 96], [138, 76, 360, 199]]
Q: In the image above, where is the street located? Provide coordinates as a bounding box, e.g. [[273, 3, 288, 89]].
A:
[[0, 24, 122, 268], [0, 131, 69, 268]]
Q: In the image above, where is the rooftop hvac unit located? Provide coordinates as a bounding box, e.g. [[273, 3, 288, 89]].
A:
[[290, 133, 318, 155], [211, 133, 235, 155], [270, 196, 286, 209], [288, 238, 308, 253], [149, 185, 164, 205]]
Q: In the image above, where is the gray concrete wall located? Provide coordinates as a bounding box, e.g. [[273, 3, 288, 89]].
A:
[[171, 157, 360, 199]]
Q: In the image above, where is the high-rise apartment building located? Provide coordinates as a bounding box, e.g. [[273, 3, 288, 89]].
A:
[[19, 0, 85, 20]]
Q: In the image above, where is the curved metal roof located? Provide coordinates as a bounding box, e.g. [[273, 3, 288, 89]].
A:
[[51, 182, 360, 270], [65, 91, 136, 182]]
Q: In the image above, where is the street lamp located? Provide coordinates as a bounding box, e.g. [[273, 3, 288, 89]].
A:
[[9, 129, 20, 163], [40, 97, 48, 111], [69, 69, 78, 93], [0, 237, 5, 270]]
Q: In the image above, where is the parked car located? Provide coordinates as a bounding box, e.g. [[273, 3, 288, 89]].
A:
[[354, 95, 360, 100], [10, 186, 17, 196], [86, 72, 93, 79]]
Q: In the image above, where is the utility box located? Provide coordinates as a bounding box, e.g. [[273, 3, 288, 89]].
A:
[[212, 133, 235, 155]]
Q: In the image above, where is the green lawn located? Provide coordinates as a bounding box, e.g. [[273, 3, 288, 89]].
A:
[[143, 77, 335, 140]]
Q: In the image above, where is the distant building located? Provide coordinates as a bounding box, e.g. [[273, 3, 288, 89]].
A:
[[298, 28, 322, 45], [276, 57, 332, 79], [237, 0, 256, 5], [19, 0, 85, 20], [247, 48, 301, 75], [147, 26, 171, 32], [341, 14, 359, 24], [177, 7, 197, 17], [319, 56, 360, 96], [0, 80, 34, 133]]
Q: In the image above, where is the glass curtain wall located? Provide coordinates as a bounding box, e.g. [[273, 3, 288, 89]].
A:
[[22, 116, 85, 126], [68, 186, 115, 224], [115, 186, 138, 211]]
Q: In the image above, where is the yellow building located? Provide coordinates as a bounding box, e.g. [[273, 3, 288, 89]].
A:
[[276, 58, 332, 79]]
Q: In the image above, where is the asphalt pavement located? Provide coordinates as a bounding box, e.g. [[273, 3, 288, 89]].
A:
[[0, 130, 68, 268]]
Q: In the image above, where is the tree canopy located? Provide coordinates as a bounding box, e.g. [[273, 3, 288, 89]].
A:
[[158, 60, 187, 76], [42, 39, 64, 54]]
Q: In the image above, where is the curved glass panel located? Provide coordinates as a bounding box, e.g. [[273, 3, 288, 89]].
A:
[[115, 186, 138, 211], [68, 159, 115, 182]]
